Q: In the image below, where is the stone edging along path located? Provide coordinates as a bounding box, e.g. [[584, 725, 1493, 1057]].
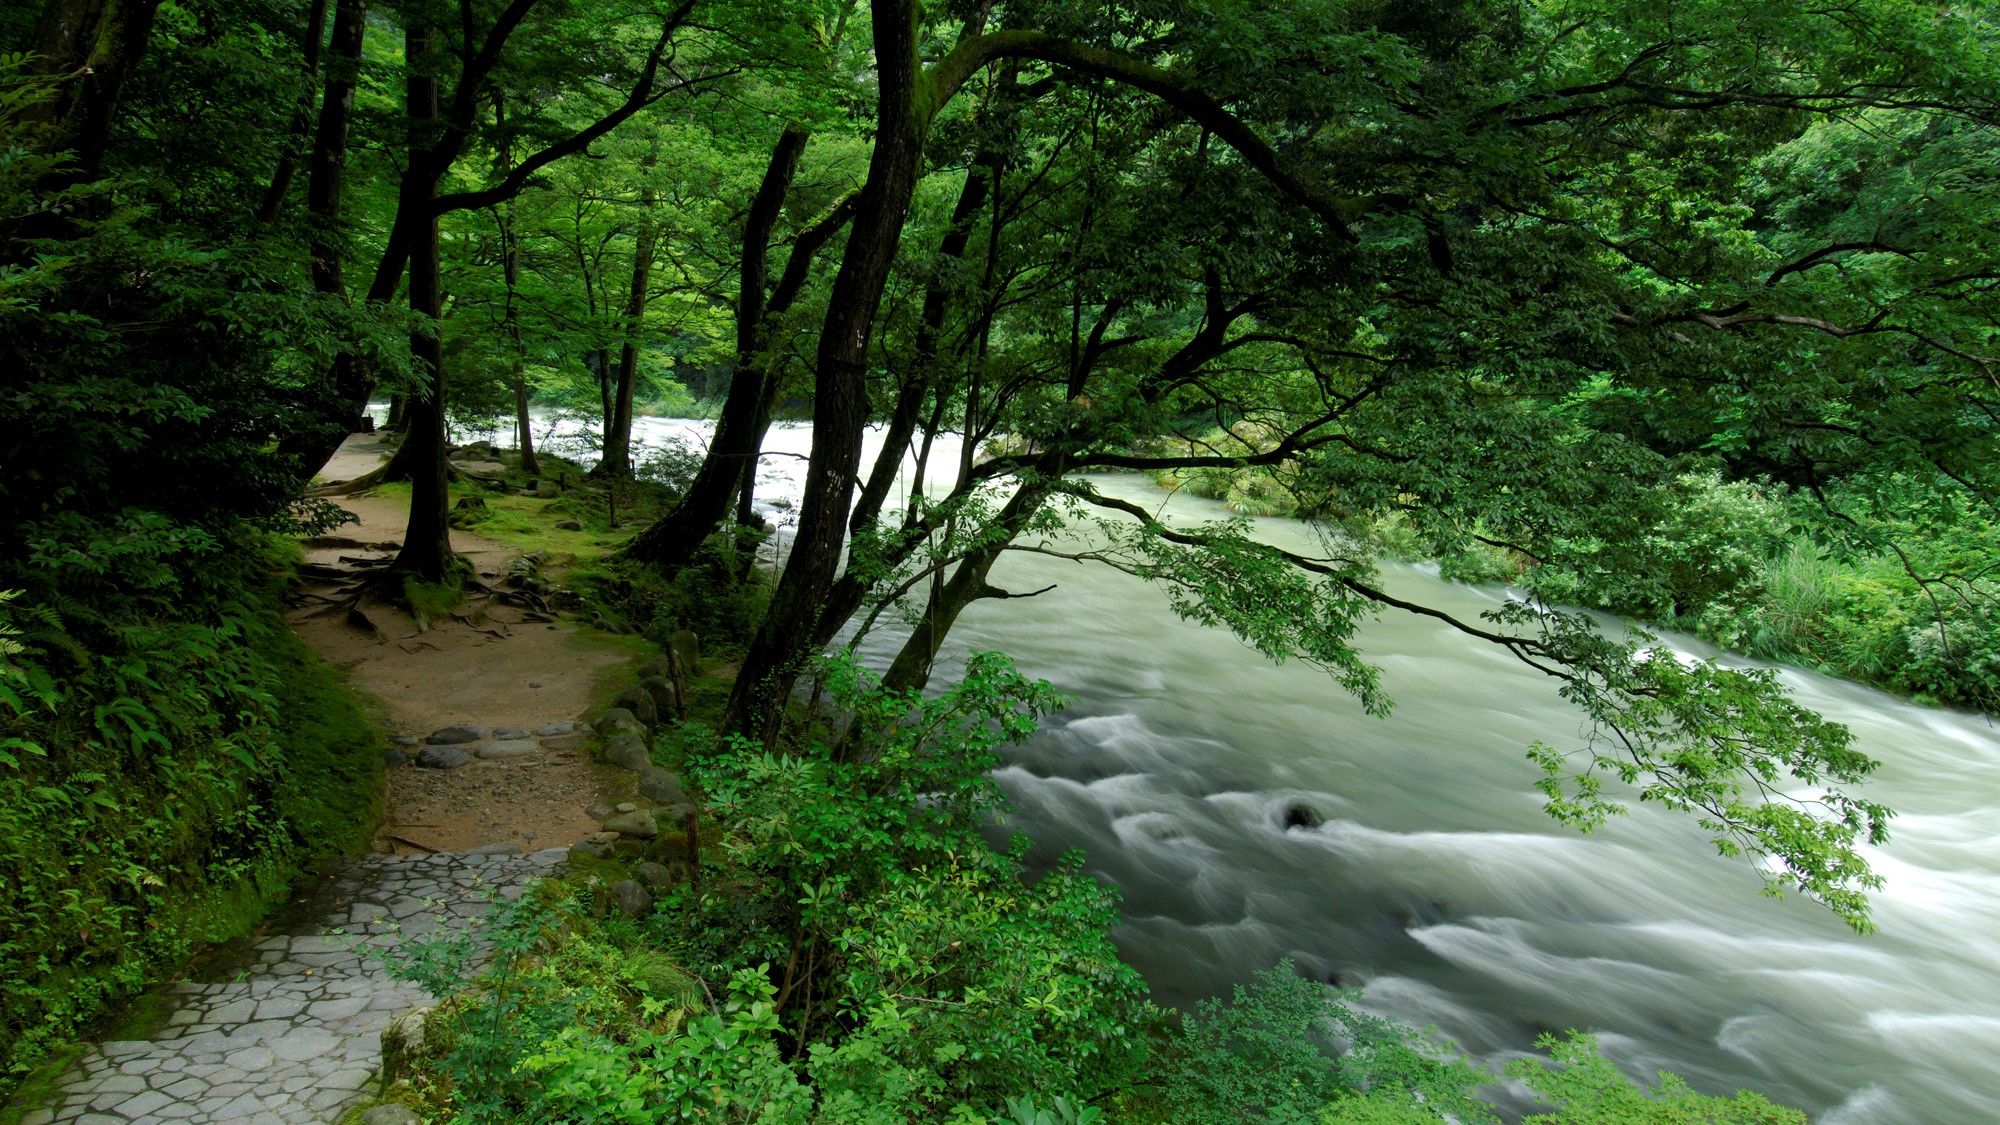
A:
[[21, 847, 566, 1125]]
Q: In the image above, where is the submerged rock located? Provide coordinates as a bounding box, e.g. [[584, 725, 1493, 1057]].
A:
[[1283, 803, 1323, 830]]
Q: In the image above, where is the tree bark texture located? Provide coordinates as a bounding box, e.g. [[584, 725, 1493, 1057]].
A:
[[276, 0, 368, 480], [879, 481, 1046, 692], [389, 23, 453, 583], [723, 0, 928, 739], [27, 0, 163, 179], [494, 91, 539, 477], [254, 0, 329, 223], [625, 124, 810, 563]]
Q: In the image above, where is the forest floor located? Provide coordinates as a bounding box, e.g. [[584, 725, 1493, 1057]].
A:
[[292, 435, 640, 855]]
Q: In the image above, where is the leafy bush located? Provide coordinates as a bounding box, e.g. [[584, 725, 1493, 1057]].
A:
[[1504, 1032, 1806, 1124], [1149, 961, 1492, 1125], [570, 528, 772, 652], [1523, 473, 1787, 626]]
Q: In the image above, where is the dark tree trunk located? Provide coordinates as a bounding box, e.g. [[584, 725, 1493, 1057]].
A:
[[626, 123, 809, 562], [254, 0, 329, 223], [389, 23, 453, 583], [27, 0, 162, 180], [593, 348, 614, 442], [276, 0, 368, 480], [848, 145, 996, 541], [724, 0, 929, 739], [807, 142, 1006, 653], [734, 452, 759, 526]]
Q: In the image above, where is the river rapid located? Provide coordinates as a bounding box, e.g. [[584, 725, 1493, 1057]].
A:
[[464, 412, 2000, 1121]]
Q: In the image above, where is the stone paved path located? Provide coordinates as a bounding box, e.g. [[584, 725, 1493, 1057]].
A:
[[23, 847, 566, 1125]]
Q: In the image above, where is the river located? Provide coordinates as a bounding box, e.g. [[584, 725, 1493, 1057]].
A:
[[464, 411, 2000, 1121]]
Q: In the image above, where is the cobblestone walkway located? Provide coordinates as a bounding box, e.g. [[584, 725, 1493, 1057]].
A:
[[22, 847, 566, 1125]]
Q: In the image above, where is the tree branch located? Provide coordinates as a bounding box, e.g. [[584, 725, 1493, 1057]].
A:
[[925, 30, 1358, 242]]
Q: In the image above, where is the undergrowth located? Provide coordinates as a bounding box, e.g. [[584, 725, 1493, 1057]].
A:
[[0, 534, 382, 1096]]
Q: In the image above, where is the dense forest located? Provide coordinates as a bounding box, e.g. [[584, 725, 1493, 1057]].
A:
[[3, 0, 1998, 1119]]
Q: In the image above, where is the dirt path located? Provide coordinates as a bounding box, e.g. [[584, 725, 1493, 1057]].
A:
[[291, 436, 632, 854], [18, 437, 655, 1125]]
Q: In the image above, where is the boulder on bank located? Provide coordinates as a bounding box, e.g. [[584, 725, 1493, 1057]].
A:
[[613, 685, 657, 727], [639, 675, 680, 719], [612, 879, 653, 919], [597, 707, 644, 738], [603, 732, 650, 771], [668, 629, 700, 674], [603, 810, 658, 838], [380, 1007, 433, 1085], [637, 767, 688, 805]]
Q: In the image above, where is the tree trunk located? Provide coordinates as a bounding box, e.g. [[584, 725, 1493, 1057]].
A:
[[735, 452, 760, 526], [494, 91, 539, 477], [254, 0, 329, 223], [879, 481, 1045, 692], [626, 123, 808, 562], [807, 143, 1006, 653], [724, 0, 928, 740], [389, 23, 454, 583], [276, 0, 368, 480], [26, 0, 162, 180], [848, 144, 996, 540], [595, 189, 657, 480]]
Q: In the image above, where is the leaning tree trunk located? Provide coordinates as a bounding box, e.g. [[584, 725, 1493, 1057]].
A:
[[807, 144, 1007, 652], [625, 123, 808, 562], [879, 480, 1047, 692], [723, 0, 928, 740]]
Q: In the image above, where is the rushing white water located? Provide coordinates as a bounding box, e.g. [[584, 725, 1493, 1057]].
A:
[[459, 412, 2000, 1121]]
